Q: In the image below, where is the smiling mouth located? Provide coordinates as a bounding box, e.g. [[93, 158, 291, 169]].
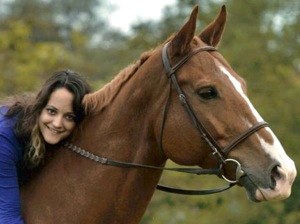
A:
[[47, 126, 63, 135]]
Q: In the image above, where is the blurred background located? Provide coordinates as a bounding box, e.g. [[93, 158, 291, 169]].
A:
[[0, 0, 299, 223]]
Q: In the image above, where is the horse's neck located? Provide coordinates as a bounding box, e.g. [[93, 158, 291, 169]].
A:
[[22, 66, 168, 223], [77, 65, 168, 162]]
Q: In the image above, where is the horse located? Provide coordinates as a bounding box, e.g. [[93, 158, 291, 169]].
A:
[[21, 5, 296, 223]]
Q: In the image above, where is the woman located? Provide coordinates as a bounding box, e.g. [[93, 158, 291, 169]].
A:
[[0, 70, 91, 223]]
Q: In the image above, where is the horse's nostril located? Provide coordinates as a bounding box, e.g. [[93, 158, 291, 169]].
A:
[[270, 165, 281, 189]]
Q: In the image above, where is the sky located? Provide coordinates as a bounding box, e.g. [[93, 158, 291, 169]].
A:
[[107, 0, 176, 33]]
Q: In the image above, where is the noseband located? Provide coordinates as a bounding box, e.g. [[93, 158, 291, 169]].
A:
[[64, 42, 269, 196]]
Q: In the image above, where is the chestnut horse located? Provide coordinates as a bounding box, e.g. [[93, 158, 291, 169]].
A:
[[21, 5, 296, 223]]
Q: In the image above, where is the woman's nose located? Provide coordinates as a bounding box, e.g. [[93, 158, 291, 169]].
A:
[[52, 115, 63, 128]]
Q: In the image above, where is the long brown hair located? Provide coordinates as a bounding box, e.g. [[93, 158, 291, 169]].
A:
[[4, 70, 91, 166]]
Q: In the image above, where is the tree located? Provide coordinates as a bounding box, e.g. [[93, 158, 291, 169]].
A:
[[0, 0, 112, 97]]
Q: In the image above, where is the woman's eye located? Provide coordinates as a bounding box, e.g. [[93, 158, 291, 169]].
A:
[[65, 114, 76, 122], [197, 87, 218, 100], [46, 108, 56, 115]]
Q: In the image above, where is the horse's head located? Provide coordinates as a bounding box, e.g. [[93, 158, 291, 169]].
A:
[[160, 5, 296, 202]]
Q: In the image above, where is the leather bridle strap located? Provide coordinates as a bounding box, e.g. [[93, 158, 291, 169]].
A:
[[222, 121, 269, 155], [63, 142, 223, 176], [164, 44, 218, 78], [156, 183, 235, 195]]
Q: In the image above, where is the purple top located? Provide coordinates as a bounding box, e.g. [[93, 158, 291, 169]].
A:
[[0, 107, 24, 223]]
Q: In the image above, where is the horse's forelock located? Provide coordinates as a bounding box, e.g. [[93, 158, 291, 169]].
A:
[[83, 50, 154, 114]]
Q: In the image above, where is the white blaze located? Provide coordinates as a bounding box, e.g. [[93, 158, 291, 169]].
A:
[[218, 65, 287, 157], [219, 66, 263, 123], [218, 64, 296, 200]]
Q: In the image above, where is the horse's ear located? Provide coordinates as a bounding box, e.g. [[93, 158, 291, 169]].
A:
[[199, 5, 227, 47], [170, 5, 198, 56]]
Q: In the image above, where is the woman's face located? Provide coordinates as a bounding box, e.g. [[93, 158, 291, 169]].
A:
[[38, 88, 76, 145]]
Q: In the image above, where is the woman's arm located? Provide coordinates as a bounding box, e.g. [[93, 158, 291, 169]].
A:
[[0, 133, 25, 224]]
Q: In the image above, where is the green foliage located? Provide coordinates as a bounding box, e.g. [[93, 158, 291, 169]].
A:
[[0, 0, 110, 97], [0, 19, 93, 96]]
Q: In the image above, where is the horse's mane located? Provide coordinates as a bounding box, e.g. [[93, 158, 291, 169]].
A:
[[83, 49, 155, 114]]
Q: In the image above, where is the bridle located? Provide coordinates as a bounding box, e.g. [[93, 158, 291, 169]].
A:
[[64, 42, 269, 195], [158, 42, 268, 193]]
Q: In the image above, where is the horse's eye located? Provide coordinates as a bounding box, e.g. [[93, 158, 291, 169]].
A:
[[197, 87, 218, 100]]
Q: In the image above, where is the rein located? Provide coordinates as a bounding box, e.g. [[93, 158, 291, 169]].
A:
[[64, 42, 269, 196], [63, 141, 234, 195]]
